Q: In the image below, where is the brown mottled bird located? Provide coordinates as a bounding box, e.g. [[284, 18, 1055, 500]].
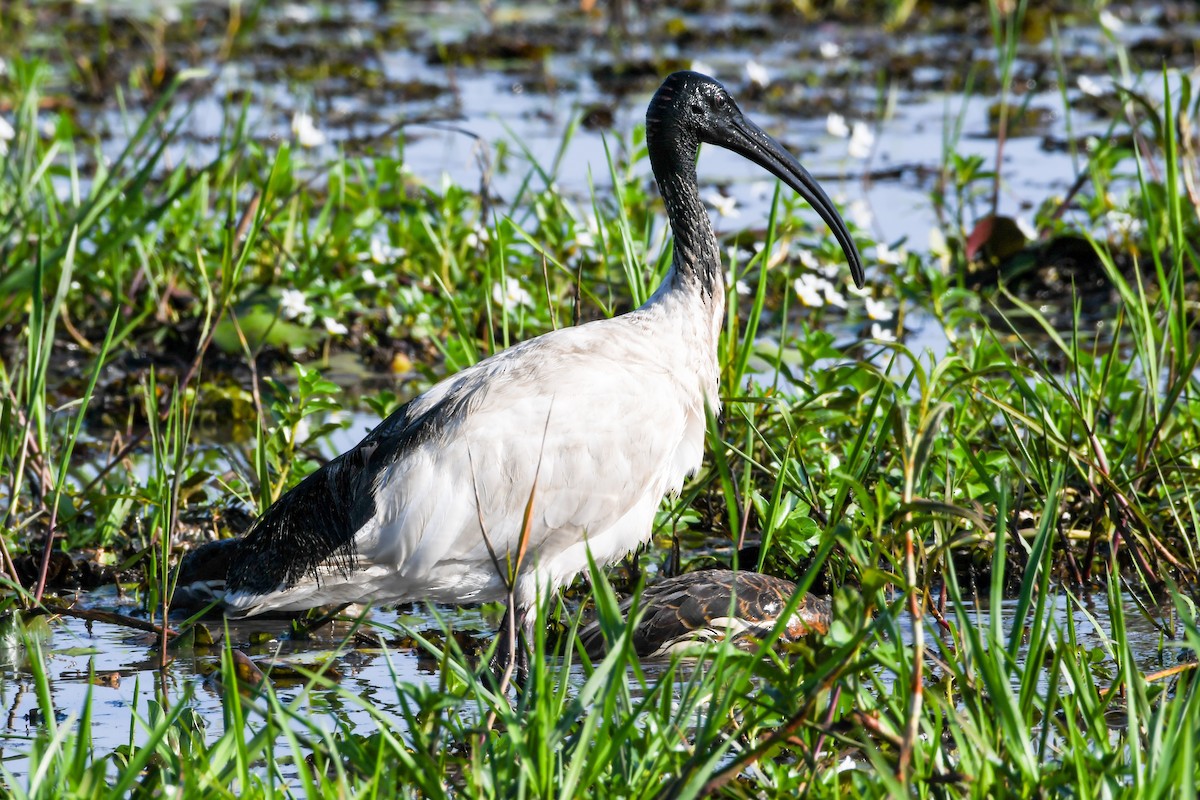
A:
[[579, 569, 830, 660]]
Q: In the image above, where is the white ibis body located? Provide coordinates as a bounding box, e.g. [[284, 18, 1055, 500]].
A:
[[223, 72, 864, 632]]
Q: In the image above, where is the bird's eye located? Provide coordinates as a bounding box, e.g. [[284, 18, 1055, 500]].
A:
[[690, 103, 703, 116]]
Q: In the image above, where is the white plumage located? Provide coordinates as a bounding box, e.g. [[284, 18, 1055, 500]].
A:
[[223, 72, 863, 643], [228, 287, 715, 614]]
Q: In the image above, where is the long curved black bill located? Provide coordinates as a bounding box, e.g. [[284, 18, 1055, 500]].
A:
[[715, 116, 865, 288]]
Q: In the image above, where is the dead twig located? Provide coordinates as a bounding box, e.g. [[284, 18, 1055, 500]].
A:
[[30, 602, 178, 638]]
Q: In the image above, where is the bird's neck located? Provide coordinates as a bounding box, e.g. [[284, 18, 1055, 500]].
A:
[[653, 156, 725, 310]]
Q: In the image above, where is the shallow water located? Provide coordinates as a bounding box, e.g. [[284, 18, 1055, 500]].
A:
[[26, 1, 1187, 252], [0, 587, 1180, 782]]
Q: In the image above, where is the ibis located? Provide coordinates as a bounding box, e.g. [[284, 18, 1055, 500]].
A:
[[223, 71, 864, 666]]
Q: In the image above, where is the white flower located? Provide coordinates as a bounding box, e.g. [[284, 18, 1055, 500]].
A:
[[291, 112, 326, 148], [704, 191, 739, 218], [726, 269, 751, 296], [874, 242, 905, 266], [869, 322, 896, 342], [0, 115, 13, 156], [819, 41, 841, 60], [464, 224, 491, 249], [691, 59, 716, 77], [365, 236, 405, 264], [794, 274, 826, 307], [745, 60, 770, 89], [1108, 211, 1143, 239], [1099, 9, 1123, 32], [823, 283, 847, 308], [279, 288, 312, 320], [864, 296, 893, 321], [825, 112, 849, 139], [797, 249, 819, 270], [492, 276, 534, 311], [322, 317, 349, 335], [1077, 75, 1104, 97], [0, 57, 7, 77], [575, 228, 596, 248], [848, 122, 875, 159]]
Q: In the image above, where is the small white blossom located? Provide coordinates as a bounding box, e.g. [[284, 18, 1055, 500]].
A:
[[870, 322, 896, 342], [875, 242, 905, 265], [819, 41, 841, 60], [364, 236, 405, 264], [291, 112, 326, 148], [322, 317, 349, 335], [864, 296, 893, 321], [794, 274, 826, 307], [1099, 9, 1124, 32], [726, 269, 751, 296], [1108, 210, 1143, 239], [362, 268, 378, 286], [691, 59, 716, 77], [0, 57, 7, 77], [825, 112, 850, 139], [704, 191, 739, 218], [797, 249, 819, 270], [464, 224, 491, 249], [575, 229, 596, 248], [745, 60, 770, 89], [848, 122, 875, 159], [492, 276, 534, 311], [823, 283, 847, 308], [1077, 75, 1104, 97], [279, 288, 312, 320]]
